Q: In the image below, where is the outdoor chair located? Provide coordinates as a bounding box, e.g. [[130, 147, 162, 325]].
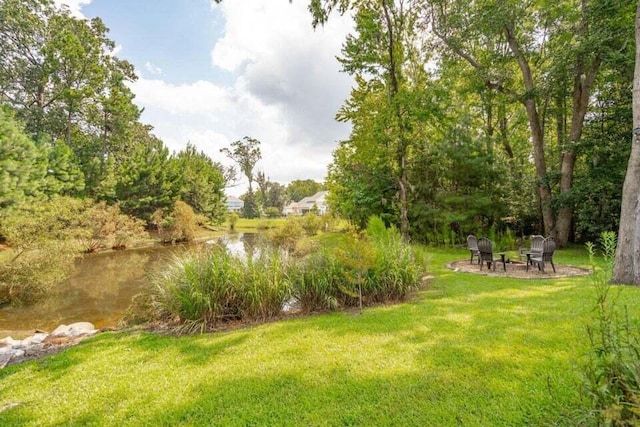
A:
[[528, 237, 556, 273], [467, 235, 480, 264], [477, 237, 506, 271], [520, 235, 544, 264]]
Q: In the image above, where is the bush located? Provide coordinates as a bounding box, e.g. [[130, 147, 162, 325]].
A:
[[300, 213, 324, 236], [582, 232, 640, 425], [0, 197, 86, 306], [265, 207, 281, 218], [269, 218, 304, 252], [228, 212, 239, 231], [81, 202, 147, 252], [148, 248, 244, 333], [237, 250, 292, 320], [152, 200, 198, 243]]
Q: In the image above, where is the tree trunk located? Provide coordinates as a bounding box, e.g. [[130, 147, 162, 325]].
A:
[[611, 0, 640, 285], [505, 24, 556, 237]]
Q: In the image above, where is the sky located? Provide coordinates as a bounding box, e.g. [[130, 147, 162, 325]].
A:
[[54, 0, 355, 196]]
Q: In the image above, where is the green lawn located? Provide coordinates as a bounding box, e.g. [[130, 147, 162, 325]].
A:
[[1, 247, 637, 426]]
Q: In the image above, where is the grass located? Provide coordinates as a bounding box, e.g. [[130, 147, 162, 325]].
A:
[[1, 247, 639, 425]]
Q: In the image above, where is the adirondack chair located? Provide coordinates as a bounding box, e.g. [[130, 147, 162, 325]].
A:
[[467, 235, 480, 264], [528, 237, 556, 273], [520, 235, 544, 264], [477, 237, 506, 271]]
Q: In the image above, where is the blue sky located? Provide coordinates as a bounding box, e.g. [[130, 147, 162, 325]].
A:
[[56, 0, 354, 196]]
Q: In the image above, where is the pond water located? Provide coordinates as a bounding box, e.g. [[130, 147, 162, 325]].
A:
[[0, 233, 259, 338]]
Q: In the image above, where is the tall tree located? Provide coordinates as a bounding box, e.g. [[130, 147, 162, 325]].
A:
[[428, 0, 634, 246], [314, 0, 427, 239], [612, 1, 640, 285], [220, 136, 261, 194], [0, 108, 45, 209], [173, 143, 227, 223]]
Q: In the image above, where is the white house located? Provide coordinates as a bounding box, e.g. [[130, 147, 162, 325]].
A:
[[225, 195, 244, 213], [283, 191, 328, 216]]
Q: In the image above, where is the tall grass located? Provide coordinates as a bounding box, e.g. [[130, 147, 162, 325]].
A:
[[138, 216, 426, 333], [238, 250, 292, 320]]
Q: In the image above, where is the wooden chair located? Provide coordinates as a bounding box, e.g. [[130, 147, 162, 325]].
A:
[[467, 235, 480, 264], [528, 237, 556, 273], [477, 237, 506, 271]]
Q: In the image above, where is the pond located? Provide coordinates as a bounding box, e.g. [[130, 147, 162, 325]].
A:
[[0, 233, 259, 338]]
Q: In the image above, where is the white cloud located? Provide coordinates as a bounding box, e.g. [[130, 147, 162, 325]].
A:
[[52, 0, 92, 19], [130, 1, 354, 196], [144, 62, 163, 76]]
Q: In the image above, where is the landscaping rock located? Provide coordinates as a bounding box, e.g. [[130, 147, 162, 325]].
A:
[[0, 321, 100, 368]]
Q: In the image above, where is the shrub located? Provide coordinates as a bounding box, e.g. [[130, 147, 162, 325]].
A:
[[265, 207, 281, 218], [300, 213, 324, 236], [81, 202, 147, 252], [152, 200, 198, 243], [365, 216, 420, 302], [582, 232, 640, 425], [143, 247, 292, 333], [0, 197, 85, 306], [228, 212, 239, 231], [269, 218, 304, 252]]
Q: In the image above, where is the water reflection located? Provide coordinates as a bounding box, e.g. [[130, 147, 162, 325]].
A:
[[0, 233, 257, 336]]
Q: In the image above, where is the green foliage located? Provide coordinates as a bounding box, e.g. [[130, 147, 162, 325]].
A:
[[220, 136, 261, 193], [0, 108, 46, 209], [582, 231, 640, 425], [142, 247, 291, 333], [0, 197, 87, 305], [242, 191, 259, 219], [289, 250, 341, 312], [299, 213, 324, 236], [152, 200, 198, 244], [286, 179, 325, 202], [148, 248, 245, 334], [268, 217, 305, 253], [264, 207, 281, 218], [116, 133, 180, 221], [172, 143, 227, 223], [228, 212, 239, 231], [80, 201, 146, 252]]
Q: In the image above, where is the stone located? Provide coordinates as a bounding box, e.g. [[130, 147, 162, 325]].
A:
[[66, 322, 97, 337], [0, 337, 18, 348]]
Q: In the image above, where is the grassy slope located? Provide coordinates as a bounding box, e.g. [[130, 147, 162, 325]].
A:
[[1, 247, 638, 426]]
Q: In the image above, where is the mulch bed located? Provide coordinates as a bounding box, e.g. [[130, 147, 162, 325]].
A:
[[446, 259, 592, 279]]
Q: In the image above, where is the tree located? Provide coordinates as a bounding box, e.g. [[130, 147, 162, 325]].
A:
[[220, 136, 261, 193], [173, 143, 227, 223], [115, 125, 180, 221], [428, 0, 634, 246], [612, 1, 640, 285], [0, 108, 45, 209], [286, 179, 325, 202]]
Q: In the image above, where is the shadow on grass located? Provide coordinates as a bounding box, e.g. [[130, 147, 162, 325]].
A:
[[1, 367, 582, 426]]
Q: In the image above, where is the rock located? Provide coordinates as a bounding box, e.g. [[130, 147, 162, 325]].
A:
[[51, 322, 97, 337], [21, 333, 48, 347], [0, 337, 19, 348], [66, 322, 97, 337]]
